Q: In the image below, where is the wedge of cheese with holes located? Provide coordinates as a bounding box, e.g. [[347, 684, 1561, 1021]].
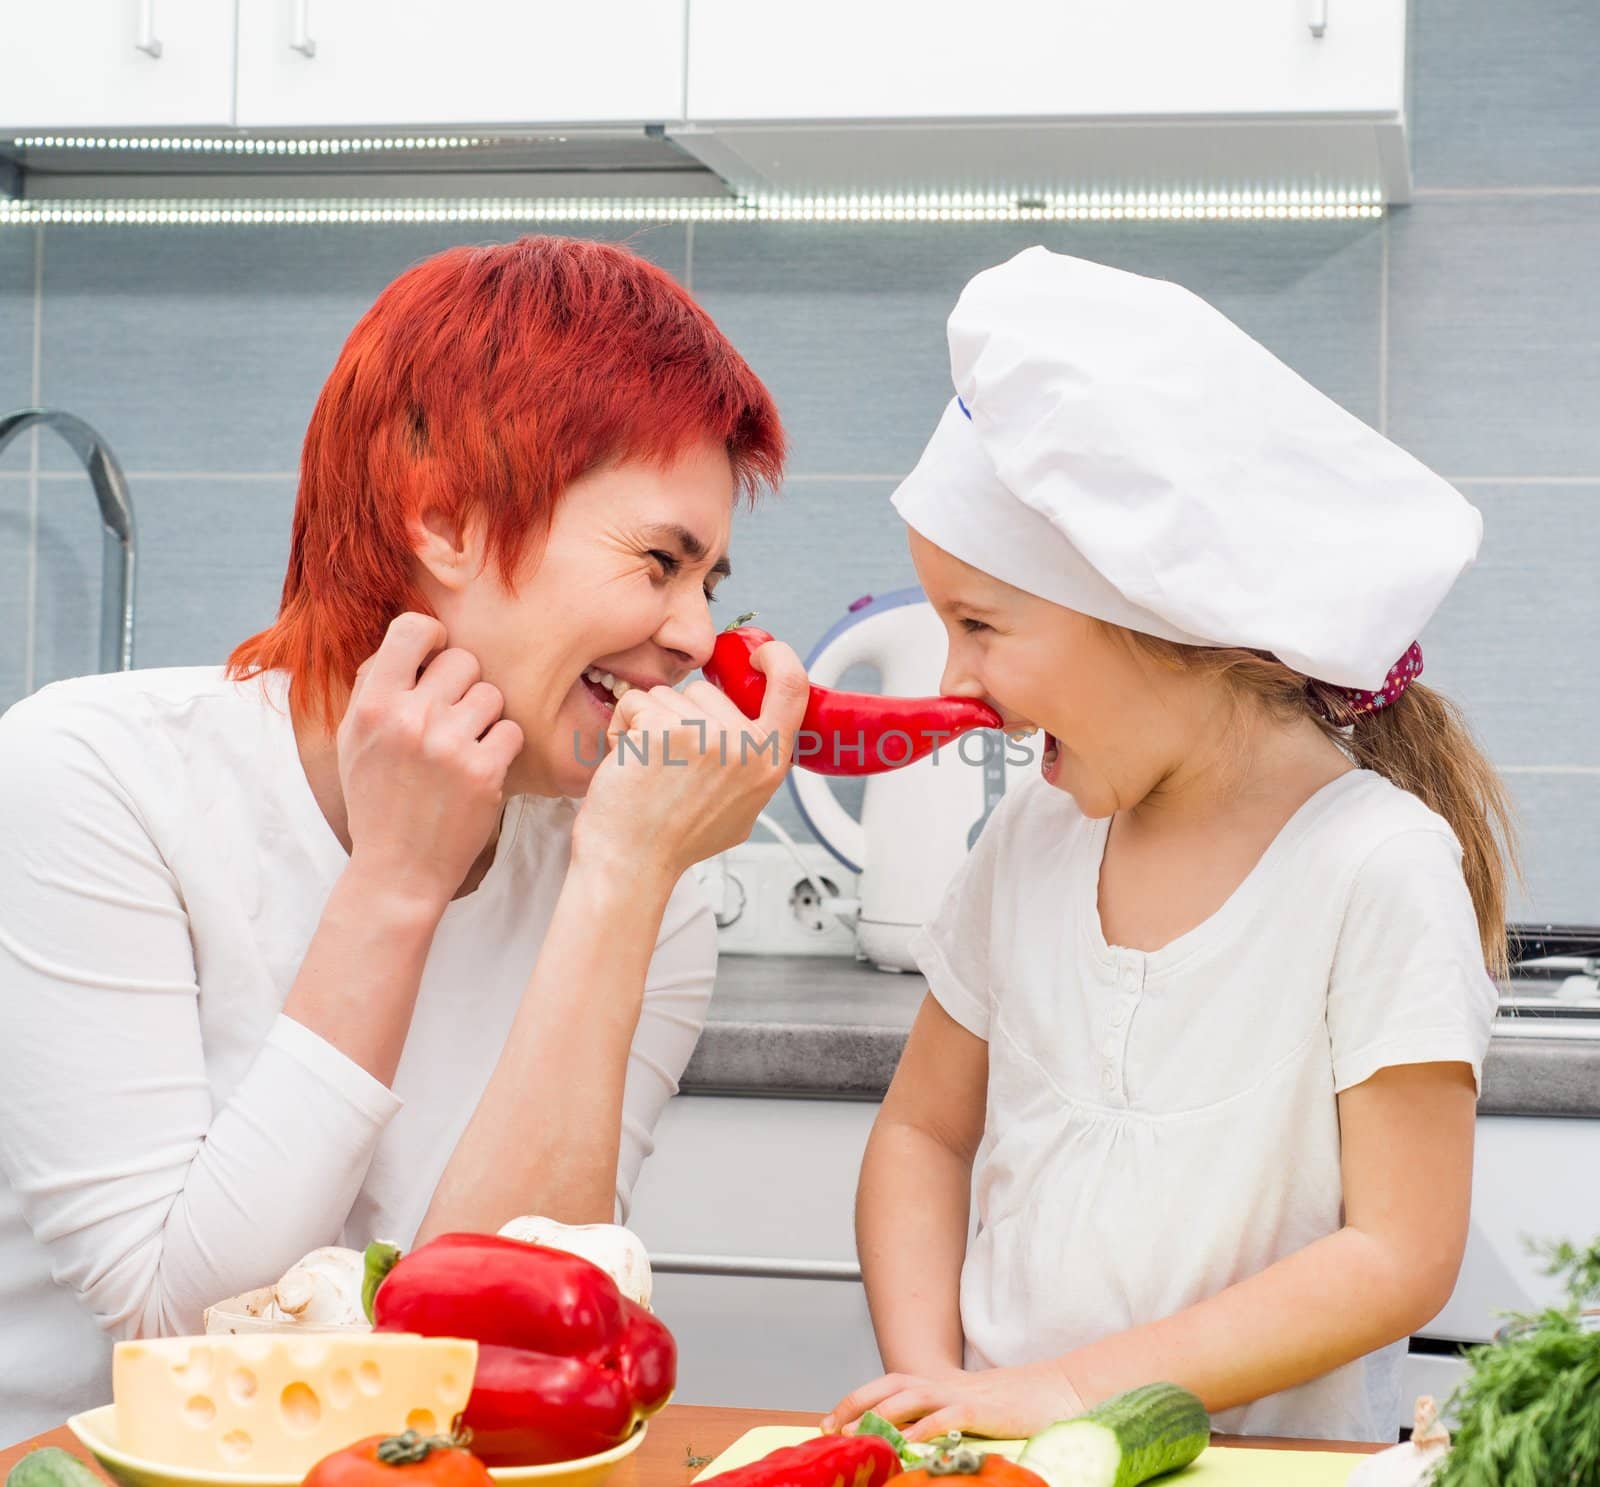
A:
[[113, 1333, 478, 1474]]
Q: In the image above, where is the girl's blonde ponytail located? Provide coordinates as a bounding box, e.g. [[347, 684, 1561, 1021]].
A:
[[1118, 629, 1521, 980], [1313, 681, 1520, 980]]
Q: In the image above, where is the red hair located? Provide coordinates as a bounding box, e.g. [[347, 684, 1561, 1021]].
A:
[[228, 235, 785, 729]]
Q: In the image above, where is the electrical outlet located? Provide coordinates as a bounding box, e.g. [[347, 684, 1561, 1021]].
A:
[[703, 842, 860, 957]]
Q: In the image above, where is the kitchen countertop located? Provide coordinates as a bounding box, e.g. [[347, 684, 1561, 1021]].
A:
[[0, 1405, 1385, 1471], [683, 955, 1600, 1116]]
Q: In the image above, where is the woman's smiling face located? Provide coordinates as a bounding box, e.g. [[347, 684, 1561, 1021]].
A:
[[414, 438, 737, 798]]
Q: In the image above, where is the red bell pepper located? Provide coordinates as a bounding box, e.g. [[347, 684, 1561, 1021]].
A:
[[364, 1234, 675, 1467], [702, 619, 1002, 777], [700, 1435, 902, 1487]]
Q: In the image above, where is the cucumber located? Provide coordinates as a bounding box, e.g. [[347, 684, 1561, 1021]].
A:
[[1018, 1384, 1209, 1487], [6, 1448, 105, 1487]]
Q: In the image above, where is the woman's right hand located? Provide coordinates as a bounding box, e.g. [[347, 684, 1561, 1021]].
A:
[[337, 612, 526, 912]]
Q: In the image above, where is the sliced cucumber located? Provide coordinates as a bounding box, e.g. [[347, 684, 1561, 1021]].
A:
[[1019, 1383, 1209, 1487], [6, 1449, 105, 1487]]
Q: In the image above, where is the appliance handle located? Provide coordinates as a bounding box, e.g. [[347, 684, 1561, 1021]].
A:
[[290, 0, 317, 57], [650, 1253, 861, 1283], [135, 0, 163, 57]]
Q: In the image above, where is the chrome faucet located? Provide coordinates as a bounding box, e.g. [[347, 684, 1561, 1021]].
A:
[[0, 408, 137, 672]]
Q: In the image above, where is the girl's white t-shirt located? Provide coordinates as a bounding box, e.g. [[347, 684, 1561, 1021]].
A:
[[0, 667, 715, 1442], [912, 766, 1497, 1443]]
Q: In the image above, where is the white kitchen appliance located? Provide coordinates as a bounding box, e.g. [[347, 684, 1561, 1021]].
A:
[[789, 588, 1036, 973]]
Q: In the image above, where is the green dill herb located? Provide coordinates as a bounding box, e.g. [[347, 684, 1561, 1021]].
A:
[[1434, 1235, 1600, 1487]]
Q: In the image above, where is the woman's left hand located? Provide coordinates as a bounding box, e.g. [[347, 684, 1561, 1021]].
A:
[[573, 640, 810, 884], [821, 1361, 1086, 1443]]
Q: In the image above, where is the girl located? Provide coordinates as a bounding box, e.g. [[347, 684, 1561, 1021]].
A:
[[823, 247, 1515, 1444]]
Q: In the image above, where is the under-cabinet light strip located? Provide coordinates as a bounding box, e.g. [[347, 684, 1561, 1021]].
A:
[[0, 190, 1385, 228], [11, 134, 495, 153]]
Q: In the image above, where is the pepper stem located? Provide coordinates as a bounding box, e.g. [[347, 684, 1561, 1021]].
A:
[[361, 1240, 403, 1324], [724, 611, 757, 632]]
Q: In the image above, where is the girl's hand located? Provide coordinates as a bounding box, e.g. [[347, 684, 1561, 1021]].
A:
[[821, 1361, 1086, 1443], [338, 613, 525, 912], [572, 639, 810, 883]]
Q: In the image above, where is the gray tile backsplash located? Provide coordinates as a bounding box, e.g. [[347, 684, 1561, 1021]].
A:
[[1, 3, 1596, 928], [1506, 772, 1600, 925], [30, 474, 102, 690], [0, 479, 30, 707], [32, 475, 295, 688], [717, 480, 918, 658], [716, 478, 921, 841], [1387, 197, 1600, 477], [36, 222, 688, 475], [1411, 0, 1600, 189], [0, 230, 36, 473], [1423, 484, 1600, 768], [692, 219, 1382, 476]]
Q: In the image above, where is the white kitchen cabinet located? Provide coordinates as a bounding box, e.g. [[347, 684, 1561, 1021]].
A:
[[686, 0, 1405, 123], [0, 0, 235, 131], [1424, 1114, 1600, 1342], [1399, 1353, 1467, 1429], [234, 0, 687, 129], [633, 1098, 1600, 1418], [627, 1095, 884, 1409]]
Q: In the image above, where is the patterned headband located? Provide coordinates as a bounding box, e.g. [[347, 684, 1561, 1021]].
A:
[[1310, 641, 1424, 723]]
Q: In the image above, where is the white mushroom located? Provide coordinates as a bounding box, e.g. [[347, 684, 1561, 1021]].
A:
[[204, 1246, 369, 1332], [272, 1246, 368, 1326]]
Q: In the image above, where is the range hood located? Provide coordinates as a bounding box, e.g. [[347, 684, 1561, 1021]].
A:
[[0, 119, 1394, 227], [0, 128, 729, 202]]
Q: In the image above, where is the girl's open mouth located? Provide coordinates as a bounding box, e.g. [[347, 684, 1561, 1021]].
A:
[[1041, 731, 1061, 782]]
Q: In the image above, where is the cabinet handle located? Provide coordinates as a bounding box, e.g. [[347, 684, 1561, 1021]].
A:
[[135, 0, 163, 58], [1309, 0, 1328, 38], [289, 0, 317, 58], [649, 1253, 862, 1283]]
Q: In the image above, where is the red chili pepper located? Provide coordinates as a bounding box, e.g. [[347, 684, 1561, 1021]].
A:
[[366, 1234, 675, 1467], [702, 621, 1002, 777], [700, 1435, 902, 1487]]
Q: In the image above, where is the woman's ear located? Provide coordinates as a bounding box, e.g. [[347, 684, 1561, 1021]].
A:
[[410, 504, 484, 592]]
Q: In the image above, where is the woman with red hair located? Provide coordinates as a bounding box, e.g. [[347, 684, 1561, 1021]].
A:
[[0, 236, 807, 1437]]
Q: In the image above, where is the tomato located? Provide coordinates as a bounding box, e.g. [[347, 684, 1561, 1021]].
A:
[[301, 1433, 493, 1487], [897, 1454, 1048, 1487]]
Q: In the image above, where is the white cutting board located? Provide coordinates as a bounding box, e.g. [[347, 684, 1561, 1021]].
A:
[[691, 1426, 1363, 1485]]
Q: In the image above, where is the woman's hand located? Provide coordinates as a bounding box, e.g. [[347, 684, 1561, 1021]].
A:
[[821, 1361, 1086, 1443], [572, 638, 810, 883], [338, 612, 525, 912]]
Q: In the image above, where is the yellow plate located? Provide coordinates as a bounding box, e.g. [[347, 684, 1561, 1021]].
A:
[[67, 1405, 648, 1487], [690, 1426, 1362, 1486]]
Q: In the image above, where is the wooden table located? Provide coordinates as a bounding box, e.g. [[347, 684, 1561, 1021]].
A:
[[1, 1405, 1383, 1485]]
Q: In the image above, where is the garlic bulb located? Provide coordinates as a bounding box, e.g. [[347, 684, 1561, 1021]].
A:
[[204, 1246, 369, 1333], [1347, 1397, 1451, 1486], [496, 1216, 653, 1308]]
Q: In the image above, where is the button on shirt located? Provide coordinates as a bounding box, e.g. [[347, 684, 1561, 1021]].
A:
[[912, 768, 1496, 1442]]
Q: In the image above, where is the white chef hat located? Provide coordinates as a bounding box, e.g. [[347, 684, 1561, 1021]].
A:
[[891, 246, 1481, 691]]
